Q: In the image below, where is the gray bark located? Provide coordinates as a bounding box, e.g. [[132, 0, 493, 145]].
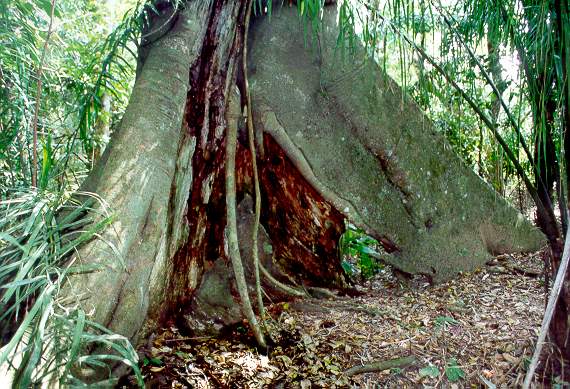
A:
[[70, 2, 214, 342], [248, 4, 545, 281], [65, 1, 545, 355]]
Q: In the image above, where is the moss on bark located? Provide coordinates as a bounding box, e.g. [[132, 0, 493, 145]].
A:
[[248, 4, 545, 282]]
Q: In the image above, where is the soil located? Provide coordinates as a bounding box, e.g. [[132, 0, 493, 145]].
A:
[[121, 250, 549, 388]]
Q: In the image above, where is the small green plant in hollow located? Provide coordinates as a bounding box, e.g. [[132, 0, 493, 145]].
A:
[[339, 224, 384, 279]]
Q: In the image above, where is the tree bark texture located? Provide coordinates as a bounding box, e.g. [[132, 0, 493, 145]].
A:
[[74, 0, 245, 343], [67, 0, 545, 350], [69, 0, 347, 347], [248, 4, 544, 282]]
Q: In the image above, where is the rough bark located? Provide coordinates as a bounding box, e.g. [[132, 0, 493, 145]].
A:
[[67, 0, 346, 352], [71, 0, 241, 344], [66, 0, 545, 364], [248, 4, 545, 282]]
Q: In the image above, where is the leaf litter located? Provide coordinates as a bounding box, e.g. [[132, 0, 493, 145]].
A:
[[121, 250, 545, 388]]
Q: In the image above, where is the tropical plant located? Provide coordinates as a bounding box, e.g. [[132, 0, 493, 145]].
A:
[[1, 0, 565, 385], [335, 0, 570, 369], [0, 190, 142, 387], [0, 0, 178, 386], [340, 225, 384, 279], [0, 0, 143, 192]]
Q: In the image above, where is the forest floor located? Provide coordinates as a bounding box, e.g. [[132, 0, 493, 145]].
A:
[[125, 250, 549, 388]]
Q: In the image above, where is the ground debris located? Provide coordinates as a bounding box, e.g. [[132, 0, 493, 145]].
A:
[[344, 355, 417, 376], [122, 250, 545, 388]]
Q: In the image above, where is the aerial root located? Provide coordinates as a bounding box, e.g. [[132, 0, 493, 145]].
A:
[[225, 1, 265, 347], [226, 97, 266, 347], [243, 0, 265, 320], [260, 263, 308, 297]]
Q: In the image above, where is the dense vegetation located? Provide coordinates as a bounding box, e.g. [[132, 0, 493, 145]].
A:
[[0, 0, 568, 386], [0, 1, 145, 385]]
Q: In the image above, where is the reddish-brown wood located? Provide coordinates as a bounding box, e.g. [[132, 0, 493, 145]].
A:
[[159, 0, 347, 328], [164, 0, 244, 318], [259, 135, 346, 287]]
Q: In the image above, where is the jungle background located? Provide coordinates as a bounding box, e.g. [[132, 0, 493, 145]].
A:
[[0, 0, 569, 387]]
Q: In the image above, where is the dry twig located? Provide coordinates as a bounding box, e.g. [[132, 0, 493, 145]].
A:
[[344, 355, 416, 377]]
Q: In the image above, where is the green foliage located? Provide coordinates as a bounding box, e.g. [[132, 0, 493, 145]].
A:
[[143, 356, 164, 367], [390, 367, 403, 375], [0, 0, 154, 192], [444, 358, 465, 382], [434, 315, 458, 327], [339, 225, 383, 279], [419, 365, 440, 378], [0, 0, 566, 384], [332, 0, 570, 216], [0, 190, 142, 387], [297, 0, 327, 45], [0, 0, 187, 386]]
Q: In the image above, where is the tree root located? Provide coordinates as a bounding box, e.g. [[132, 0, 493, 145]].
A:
[[486, 264, 541, 278], [509, 265, 541, 277], [260, 264, 307, 297], [226, 74, 266, 348], [305, 286, 337, 299], [256, 107, 374, 236], [243, 0, 264, 319], [344, 356, 417, 377]]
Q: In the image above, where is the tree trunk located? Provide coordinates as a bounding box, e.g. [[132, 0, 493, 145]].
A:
[[548, 0, 570, 365], [73, 0, 245, 344], [486, 35, 507, 195], [66, 0, 545, 367], [248, 4, 544, 280]]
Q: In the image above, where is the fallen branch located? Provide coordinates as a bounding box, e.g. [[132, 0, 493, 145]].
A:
[[486, 264, 541, 278], [523, 229, 570, 388], [344, 356, 416, 377], [510, 265, 541, 278]]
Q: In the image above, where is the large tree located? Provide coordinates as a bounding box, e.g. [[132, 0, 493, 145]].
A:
[[60, 0, 542, 381]]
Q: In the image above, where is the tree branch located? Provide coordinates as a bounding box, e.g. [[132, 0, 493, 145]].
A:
[[344, 356, 416, 377], [523, 228, 570, 388]]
